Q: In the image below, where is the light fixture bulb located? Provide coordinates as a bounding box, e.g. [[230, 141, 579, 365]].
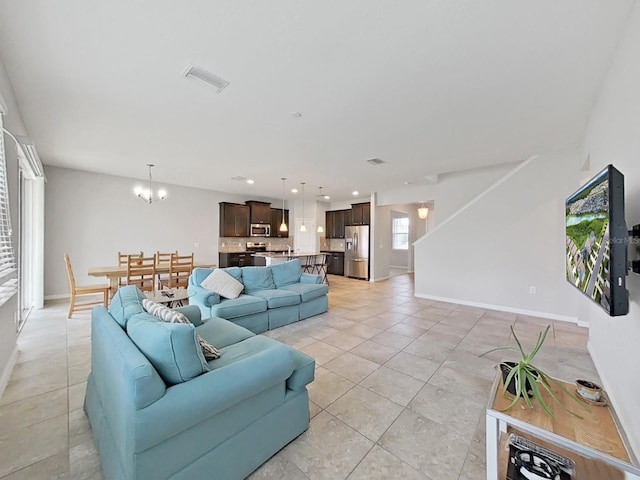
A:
[[418, 203, 429, 220], [280, 177, 288, 232], [300, 224, 307, 232], [317, 225, 324, 233]]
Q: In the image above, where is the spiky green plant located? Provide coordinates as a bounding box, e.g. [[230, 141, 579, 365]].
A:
[[481, 325, 587, 419]]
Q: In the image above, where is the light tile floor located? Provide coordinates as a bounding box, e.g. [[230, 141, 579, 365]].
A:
[[0, 274, 600, 479]]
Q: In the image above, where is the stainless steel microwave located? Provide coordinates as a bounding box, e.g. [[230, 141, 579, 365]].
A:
[[250, 224, 270, 237]]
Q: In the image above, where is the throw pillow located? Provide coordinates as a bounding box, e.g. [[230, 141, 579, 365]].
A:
[[127, 313, 209, 385], [270, 259, 302, 287], [142, 299, 220, 360], [108, 285, 146, 328], [200, 268, 244, 299], [241, 266, 275, 294]]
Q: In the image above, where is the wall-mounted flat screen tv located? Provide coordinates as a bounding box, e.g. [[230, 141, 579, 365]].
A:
[[565, 164, 629, 316]]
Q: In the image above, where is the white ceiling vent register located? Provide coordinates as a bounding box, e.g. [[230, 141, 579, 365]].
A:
[[366, 158, 385, 166], [184, 65, 230, 93]]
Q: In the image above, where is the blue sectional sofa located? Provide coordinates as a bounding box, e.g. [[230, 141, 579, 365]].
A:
[[85, 286, 315, 480], [188, 259, 329, 334]]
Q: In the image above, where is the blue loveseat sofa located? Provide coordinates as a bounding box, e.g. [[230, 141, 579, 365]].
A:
[[188, 259, 329, 334], [84, 286, 315, 480]]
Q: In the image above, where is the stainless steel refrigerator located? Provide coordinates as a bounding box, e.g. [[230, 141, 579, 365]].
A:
[[344, 225, 369, 280]]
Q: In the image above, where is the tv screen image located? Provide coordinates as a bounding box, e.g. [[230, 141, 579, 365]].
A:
[[565, 165, 628, 316]]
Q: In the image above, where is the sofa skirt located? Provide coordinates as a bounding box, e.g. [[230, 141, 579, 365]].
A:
[[299, 296, 329, 320], [268, 304, 299, 330]]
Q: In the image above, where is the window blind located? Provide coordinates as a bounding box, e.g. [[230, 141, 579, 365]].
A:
[[392, 217, 409, 250], [0, 115, 17, 306]]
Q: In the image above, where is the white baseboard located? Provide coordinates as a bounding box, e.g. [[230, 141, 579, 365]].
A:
[[413, 293, 579, 323], [587, 341, 640, 461], [0, 345, 18, 399], [389, 265, 408, 270], [44, 293, 69, 300], [372, 276, 390, 282]]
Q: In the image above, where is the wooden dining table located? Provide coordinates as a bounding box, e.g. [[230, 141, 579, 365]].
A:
[[88, 262, 216, 297]]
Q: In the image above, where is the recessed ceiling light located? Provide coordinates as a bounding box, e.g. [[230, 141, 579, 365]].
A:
[[246, 179, 254, 184], [404, 181, 412, 185], [291, 188, 298, 193], [290, 112, 302, 118], [352, 191, 359, 196], [324, 195, 330, 200]]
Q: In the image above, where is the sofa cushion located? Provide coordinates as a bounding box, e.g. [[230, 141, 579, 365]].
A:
[[109, 285, 146, 328], [142, 299, 220, 360], [191, 267, 214, 286], [196, 316, 254, 349], [127, 313, 210, 386], [200, 269, 244, 299], [221, 266, 243, 282], [270, 259, 302, 288], [250, 289, 301, 308], [211, 295, 267, 319], [278, 283, 329, 303], [241, 267, 275, 294]]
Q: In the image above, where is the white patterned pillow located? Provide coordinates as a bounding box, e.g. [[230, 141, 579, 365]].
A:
[[200, 269, 244, 299], [142, 299, 220, 360]]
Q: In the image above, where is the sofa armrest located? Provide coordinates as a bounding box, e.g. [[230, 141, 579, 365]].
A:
[[174, 305, 203, 326], [300, 273, 322, 284], [134, 343, 294, 452], [188, 285, 220, 307]]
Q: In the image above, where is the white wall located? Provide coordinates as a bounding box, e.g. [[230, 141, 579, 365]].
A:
[[580, 2, 640, 456], [414, 152, 581, 320], [44, 166, 281, 297], [0, 58, 28, 394]]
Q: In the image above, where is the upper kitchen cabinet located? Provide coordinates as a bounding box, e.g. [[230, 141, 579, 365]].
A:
[[245, 201, 271, 224], [270, 208, 289, 238], [325, 209, 350, 238], [219, 202, 250, 237], [350, 202, 370, 225]]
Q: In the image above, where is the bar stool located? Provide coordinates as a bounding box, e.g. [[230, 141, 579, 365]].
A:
[[313, 253, 329, 285]]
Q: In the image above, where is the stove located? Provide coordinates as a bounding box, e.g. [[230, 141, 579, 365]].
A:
[[246, 241, 267, 252], [507, 435, 575, 480]]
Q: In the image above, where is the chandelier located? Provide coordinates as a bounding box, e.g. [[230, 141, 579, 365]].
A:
[[134, 164, 167, 204]]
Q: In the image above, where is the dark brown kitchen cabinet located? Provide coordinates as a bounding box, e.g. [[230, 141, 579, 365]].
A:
[[245, 201, 271, 224], [219, 252, 253, 267], [326, 209, 350, 238], [350, 202, 370, 225], [219, 202, 250, 237], [270, 208, 289, 238], [324, 252, 344, 275]]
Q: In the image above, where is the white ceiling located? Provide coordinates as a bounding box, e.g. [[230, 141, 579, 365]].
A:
[[0, 1, 633, 201]]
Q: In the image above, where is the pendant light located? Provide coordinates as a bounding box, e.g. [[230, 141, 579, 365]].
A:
[[279, 177, 288, 232], [418, 202, 429, 220], [134, 164, 167, 203], [299, 182, 307, 232], [317, 187, 325, 233]]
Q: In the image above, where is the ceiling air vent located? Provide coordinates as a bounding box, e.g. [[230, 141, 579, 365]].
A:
[[184, 65, 230, 93], [366, 158, 385, 166], [230, 176, 247, 182]]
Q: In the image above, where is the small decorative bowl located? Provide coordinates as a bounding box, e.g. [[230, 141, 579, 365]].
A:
[[576, 379, 602, 402]]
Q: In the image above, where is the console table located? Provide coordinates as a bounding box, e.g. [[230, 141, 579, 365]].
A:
[[485, 373, 640, 479]]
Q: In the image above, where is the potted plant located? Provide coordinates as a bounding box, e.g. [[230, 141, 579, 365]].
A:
[[481, 325, 587, 419]]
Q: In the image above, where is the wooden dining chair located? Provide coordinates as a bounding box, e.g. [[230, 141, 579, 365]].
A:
[[64, 253, 110, 319], [161, 253, 194, 290], [126, 254, 156, 293], [156, 250, 178, 289], [117, 252, 138, 287]]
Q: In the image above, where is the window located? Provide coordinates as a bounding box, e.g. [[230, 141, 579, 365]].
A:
[[392, 217, 409, 250], [0, 114, 18, 306]]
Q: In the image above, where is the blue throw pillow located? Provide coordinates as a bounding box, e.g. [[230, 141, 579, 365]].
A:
[[127, 313, 210, 386], [241, 267, 275, 294], [108, 285, 146, 328], [270, 259, 302, 288], [221, 267, 243, 281]]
